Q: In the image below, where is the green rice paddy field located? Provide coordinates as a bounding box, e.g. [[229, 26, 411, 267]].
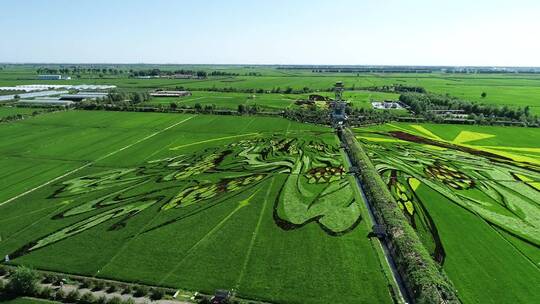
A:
[[0, 111, 395, 304], [353, 123, 540, 304], [145, 90, 400, 110], [145, 91, 297, 110], [1, 66, 540, 303], [1, 68, 540, 113]]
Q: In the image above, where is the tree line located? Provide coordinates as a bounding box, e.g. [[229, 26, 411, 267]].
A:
[[399, 92, 538, 124], [129, 69, 258, 78], [35, 67, 264, 78], [77, 91, 150, 109], [359, 84, 426, 93], [182, 84, 425, 95], [176, 85, 315, 94], [130, 69, 208, 78], [36, 67, 125, 75], [283, 107, 330, 125]]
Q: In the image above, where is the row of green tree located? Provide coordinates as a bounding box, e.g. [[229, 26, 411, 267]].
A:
[[360, 84, 427, 93], [130, 69, 261, 77], [208, 71, 261, 76], [35, 67, 263, 77], [184, 84, 424, 95], [280, 99, 539, 127], [178, 85, 314, 94], [348, 107, 401, 124], [77, 91, 150, 108], [169, 102, 218, 113], [36, 67, 126, 75], [170, 102, 262, 115], [283, 107, 330, 124], [104, 91, 151, 104], [209, 71, 240, 76], [130, 69, 208, 78], [399, 92, 536, 122]]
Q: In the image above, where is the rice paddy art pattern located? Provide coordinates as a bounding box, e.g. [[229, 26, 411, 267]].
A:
[[357, 128, 540, 264], [11, 135, 360, 258]]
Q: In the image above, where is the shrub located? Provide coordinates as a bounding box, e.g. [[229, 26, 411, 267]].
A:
[[42, 274, 63, 286], [52, 276, 64, 286], [42, 274, 55, 284], [106, 284, 117, 293], [121, 285, 132, 295], [0, 279, 5, 292], [96, 295, 107, 304], [107, 296, 122, 304], [80, 291, 96, 304], [55, 289, 66, 301], [0, 265, 7, 276], [65, 289, 81, 303], [6, 266, 40, 296], [197, 297, 211, 304], [92, 281, 105, 291], [122, 298, 135, 304], [80, 279, 93, 289], [38, 286, 54, 299], [133, 286, 148, 297], [150, 288, 164, 300]]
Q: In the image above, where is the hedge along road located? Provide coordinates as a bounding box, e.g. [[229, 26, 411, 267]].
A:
[[0, 115, 195, 208], [338, 129, 409, 304], [341, 128, 460, 303]]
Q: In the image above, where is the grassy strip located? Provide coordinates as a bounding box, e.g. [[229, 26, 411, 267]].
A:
[[340, 128, 459, 304]]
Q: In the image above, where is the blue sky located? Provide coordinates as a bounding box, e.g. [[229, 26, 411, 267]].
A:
[[1, 0, 539, 66]]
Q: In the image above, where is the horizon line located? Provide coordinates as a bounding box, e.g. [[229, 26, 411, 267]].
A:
[[1, 62, 540, 69]]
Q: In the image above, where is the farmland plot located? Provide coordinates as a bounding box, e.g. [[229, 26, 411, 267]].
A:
[[0, 111, 394, 304], [354, 123, 540, 303]]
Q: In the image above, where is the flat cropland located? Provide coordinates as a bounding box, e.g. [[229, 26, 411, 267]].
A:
[[145, 91, 297, 110], [144, 90, 400, 110], [1, 68, 540, 113], [1, 65, 540, 303], [0, 111, 395, 304], [353, 123, 540, 304]]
